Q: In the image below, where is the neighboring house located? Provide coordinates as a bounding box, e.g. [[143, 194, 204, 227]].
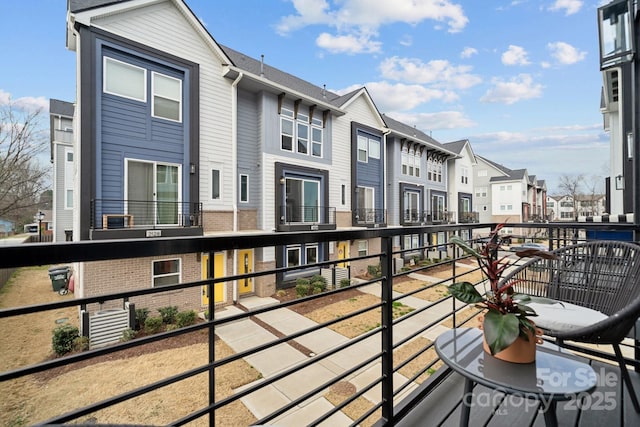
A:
[[382, 114, 458, 255], [443, 139, 478, 225], [50, 99, 75, 242], [547, 194, 606, 220], [525, 175, 547, 222], [550, 195, 576, 221]]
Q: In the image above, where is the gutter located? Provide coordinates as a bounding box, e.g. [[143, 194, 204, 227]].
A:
[[231, 71, 243, 304]]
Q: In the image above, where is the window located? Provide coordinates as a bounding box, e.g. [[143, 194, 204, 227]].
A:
[[478, 169, 487, 177], [127, 160, 181, 226], [212, 169, 221, 200], [357, 135, 368, 162], [404, 191, 420, 222], [358, 240, 368, 256], [357, 186, 375, 218], [404, 234, 420, 249], [286, 246, 300, 267], [64, 148, 73, 209], [104, 57, 146, 102], [461, 167, 468, 184], [152, 259, 180, 287], [281, 109, 294, 151], [427, 159, 443, 182], [280, 108, 323, 157], [240, 174, 248, 203], [475, 187, 487, 198], [341, 185, 346, 205], [285, 177, 319, 222], [369, 139, 380, 159], [306, 245, 318, 264], [548, 201, 555, 207], [152, 72, 182, 122], [402, 150, 421, 177]]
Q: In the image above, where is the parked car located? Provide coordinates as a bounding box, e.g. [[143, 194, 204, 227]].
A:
[[510, 242, 548, 252]]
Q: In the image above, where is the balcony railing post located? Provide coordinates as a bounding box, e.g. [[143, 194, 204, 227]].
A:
[[380, 235, 394, 424]]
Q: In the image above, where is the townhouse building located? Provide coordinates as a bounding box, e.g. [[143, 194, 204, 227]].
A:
[[49, 99, 75, 242], [547, 194, 606, 221], [443, 139, 478, 225], [64, 0, 549, 324], [382, 114, 458, 257]]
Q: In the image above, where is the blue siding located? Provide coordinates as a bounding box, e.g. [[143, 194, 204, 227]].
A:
[[97, 45, 187, 205], [356, 131, 384, 210]]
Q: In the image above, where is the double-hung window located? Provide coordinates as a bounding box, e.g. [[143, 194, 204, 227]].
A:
[[152, 259, 181, 287], [104, 57, 146, 102], [152, 72, 182, 122], [280, 108, 323, 157]]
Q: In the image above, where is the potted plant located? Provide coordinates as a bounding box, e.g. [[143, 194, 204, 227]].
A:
[[447, 224, 558, 361]]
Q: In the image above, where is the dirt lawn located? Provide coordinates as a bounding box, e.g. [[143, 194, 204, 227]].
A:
[[0, 267, 259, 426]]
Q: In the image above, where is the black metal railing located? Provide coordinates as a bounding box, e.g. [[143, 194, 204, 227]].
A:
[[278, 205, 336, 225], [1, 222, 639, 425], [90, 199, 202, 230], [458, 211, 479, 223], [355, 208, 386, 225]]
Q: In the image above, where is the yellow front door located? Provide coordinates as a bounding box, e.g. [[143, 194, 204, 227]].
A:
[[201, 252, 225, 306], [337, 241, 349, 268], [237, 249, 253, 294]]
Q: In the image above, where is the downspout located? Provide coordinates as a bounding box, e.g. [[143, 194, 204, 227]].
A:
[[231, 71, 243, 304]]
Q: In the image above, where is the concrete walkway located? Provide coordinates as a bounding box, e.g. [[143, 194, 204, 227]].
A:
[[213, 274, 460, 426]]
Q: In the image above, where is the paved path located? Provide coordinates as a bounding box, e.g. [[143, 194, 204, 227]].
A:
[[213, 272, 462, 426]]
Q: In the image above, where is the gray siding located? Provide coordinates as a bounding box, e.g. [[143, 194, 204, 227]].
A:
[[355, 129, 384, 211], [237, 89, 260, 209], [54, 143, 73, 242]]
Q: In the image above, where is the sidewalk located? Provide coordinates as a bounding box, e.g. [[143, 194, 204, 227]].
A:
[[213, 282, 454, 426]]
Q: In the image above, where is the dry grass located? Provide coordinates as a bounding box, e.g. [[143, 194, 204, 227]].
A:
[[440, 307, 484, 329], [302, 293, 414, 338], [393, 279, 449, 301], [395, 337, 444, 384], [0, 267, 259, 427]]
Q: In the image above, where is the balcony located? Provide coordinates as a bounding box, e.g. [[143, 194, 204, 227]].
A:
[[90, 199, 203, 239], [402, 210, 455, 226], [458, 211, 479, 223], [1, 222, 639, 425], [278, 205, 336, 231], [354, 208, 387, 227]]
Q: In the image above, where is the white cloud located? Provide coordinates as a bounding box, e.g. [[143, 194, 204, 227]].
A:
[[547, 41, 586, 65], [460, 47, 478, 59], [480, 74, 543, 104], [399, 35, 413, 47], [549, 0, 583, 16], [379, 56, 482, 89], [316, 32, 382, 54], [386, 110, 476, 131], [501, 45, 530, 66], [337, 81, 457, 111], [277, 0, 469, 53], [0, 89, 48, 112]]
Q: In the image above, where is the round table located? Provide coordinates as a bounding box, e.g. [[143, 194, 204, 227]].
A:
[[435, 328, 598, 427]]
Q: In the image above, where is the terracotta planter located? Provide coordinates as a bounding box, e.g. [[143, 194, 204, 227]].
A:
[[478, 316, 543, 364]]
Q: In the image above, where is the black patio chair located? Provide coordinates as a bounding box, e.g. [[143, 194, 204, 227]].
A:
[[499, 240, 640, 412]]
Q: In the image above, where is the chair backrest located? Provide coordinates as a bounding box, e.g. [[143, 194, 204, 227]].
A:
[[547, 241, 640, 315]]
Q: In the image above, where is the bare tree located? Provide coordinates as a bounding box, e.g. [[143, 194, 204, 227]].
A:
[[557, 174, 584, 219], [0, 102, 49, 219], [583, 175, 604, 216]]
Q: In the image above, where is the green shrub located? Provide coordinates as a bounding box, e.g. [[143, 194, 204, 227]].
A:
[[367, 264, 381, 278], [121, 328, 137, 342], [52, 325, 80, 356], [310, 275, 327, 292], [144, 316, 163, 334], [135, 308, 150, 331], [339, 278, 351, 288], [296, 278, 310, 298], [176, 310, 197, 328], [158, 306, 179, 324]]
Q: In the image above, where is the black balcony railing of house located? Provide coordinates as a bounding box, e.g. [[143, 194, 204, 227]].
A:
[[354, 208, 386, 226], [1, 222, 640, 425], [402, 210, 456, 225], [458, 211, 479, 223], [91, 199, 203, 230], [278, 205, 336, 230]]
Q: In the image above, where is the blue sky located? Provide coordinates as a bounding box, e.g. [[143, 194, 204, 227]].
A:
[[0, 0, 610, 193]]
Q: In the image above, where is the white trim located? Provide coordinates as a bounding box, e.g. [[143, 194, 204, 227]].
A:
[[152, 257, 181, 287], [151, 71, 183, 123], [103, 56, 147, 102], [239, 174, 249, 203]]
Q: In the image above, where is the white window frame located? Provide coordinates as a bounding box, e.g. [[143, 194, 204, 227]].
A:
[[280, 108, 294, 152], [211, 166, 222, 201], [357, 135, 368, 162], [311, 126, 323, 157], [286, 246, 301, 267], [369, 138, 380, 159], [306, 245, 318, 265], [64, 148, 74, 210], [103, 57, 147, 102], [151, 71, 182, 122], [461, 167, 468, 184], [358, 240, 368, 256], [280, 107, 323, 157], [152, 258, 181, 287], [239, 174, 249, 203]]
